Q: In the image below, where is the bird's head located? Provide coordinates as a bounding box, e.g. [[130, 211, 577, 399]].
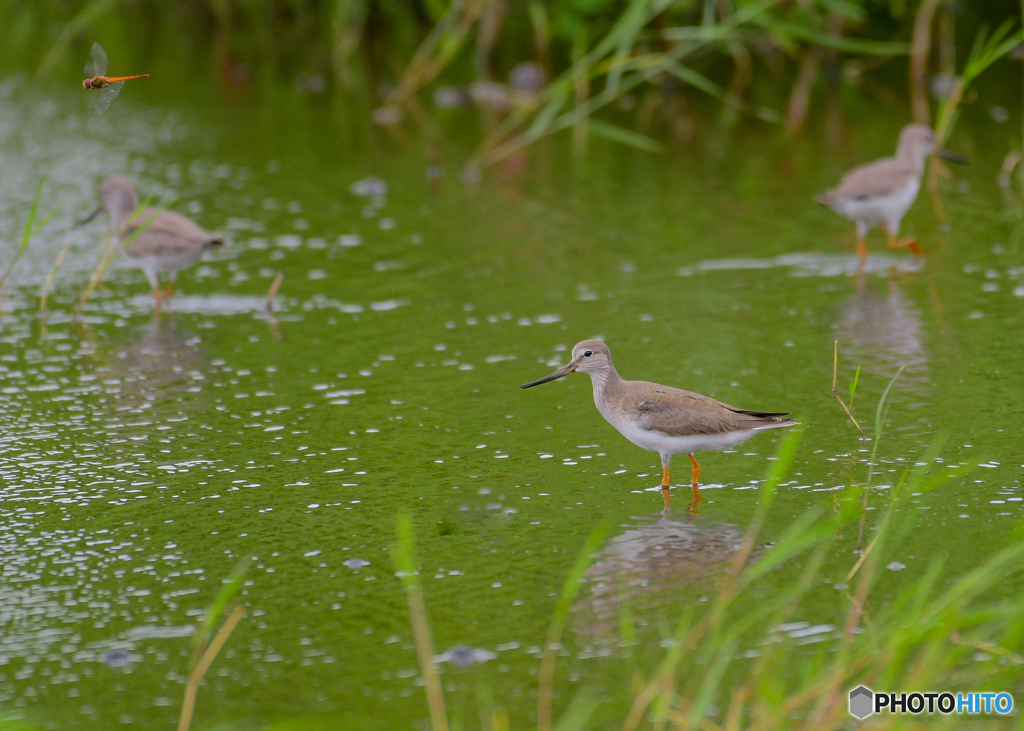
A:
[[520, 339, 613, 388]]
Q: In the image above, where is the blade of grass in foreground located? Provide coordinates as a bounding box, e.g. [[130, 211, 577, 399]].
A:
[[39, 244, 69, 315], [831, 341, 864, 438], [538, 523, 609, 731], [0, 178, 58, 293], [855, 364, 905, 548], [393, 513, 448, 731], [622, 425, 804, 731], [177, 557, 250, 731]]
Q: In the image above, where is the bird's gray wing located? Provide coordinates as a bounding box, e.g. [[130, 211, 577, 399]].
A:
[[818, 157, 918, 203], [632, 383, 791, 437], [122, 209, 221, 256]]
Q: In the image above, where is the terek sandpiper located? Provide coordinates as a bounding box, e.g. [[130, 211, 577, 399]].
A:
[[521, 340, 795, 509], [81, 177, 223, 309], [816, 124, 967, 261]]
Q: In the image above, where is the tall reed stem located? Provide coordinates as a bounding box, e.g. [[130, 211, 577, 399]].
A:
[[177, 605, 245, 731], [537, 524, 608, 731], [393, 514, 448, 731]]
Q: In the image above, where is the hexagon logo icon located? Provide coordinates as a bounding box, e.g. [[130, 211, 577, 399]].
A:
[[849, 686, 874, 720]]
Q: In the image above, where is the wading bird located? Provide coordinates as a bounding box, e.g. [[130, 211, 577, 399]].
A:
[[817, 124, 967, 262], [80, 177, 223, 310], [521, 340, 795, 511]]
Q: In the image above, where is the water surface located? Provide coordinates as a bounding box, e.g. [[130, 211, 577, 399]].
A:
[[2, 79, 1024, 728]]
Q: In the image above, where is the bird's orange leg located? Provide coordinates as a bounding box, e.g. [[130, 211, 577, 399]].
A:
[[884, 228, 923, 256], [163, 280, 175, 298], [855, 234, 867, 263], [688, 454, 703, 513], [151, 287, 164, 313], [661, 455, 671, 510]]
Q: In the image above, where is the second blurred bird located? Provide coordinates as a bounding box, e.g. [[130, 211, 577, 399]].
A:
[[80, 177, 223, 310], [817, 124, 967, 262]]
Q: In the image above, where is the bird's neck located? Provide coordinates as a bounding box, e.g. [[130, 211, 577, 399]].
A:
[[588, 366, 622, 401], [896, 148, 927, 175], [110, 200, 139, 235]]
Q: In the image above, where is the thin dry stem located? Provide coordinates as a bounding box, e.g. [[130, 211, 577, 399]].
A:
[[537, 627, 559, 731], [909, 0, 940, 124], [0, 250, 25, 292], [537, 526, 607, 731], [406, 582, 449, 731], [177, 605, 245, 731], [831, 342, 865, 439], [785, 47, 821, 134], [622, 493, 770, 731], [725, 541, 832, 731], [265, 271, 284, 313], [801, 538, 877, 730], [846, 483, 899, 582], [381, 0, 483, 110], [748, 655, 874, 731], [73, 234, 118, 318], [928, 75, 964, 222], [39, 244, 69, 315], [998, 149, 1020, 192]]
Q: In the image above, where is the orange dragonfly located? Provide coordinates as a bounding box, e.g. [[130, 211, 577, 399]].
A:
[[82, 43, 149, 116]]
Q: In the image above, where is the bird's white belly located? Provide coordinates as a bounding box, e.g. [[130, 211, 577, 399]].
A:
[[833, 179, 920, 231], [605, 413, 766, 456]]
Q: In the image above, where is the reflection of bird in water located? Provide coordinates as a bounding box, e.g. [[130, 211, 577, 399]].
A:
[[837, 277, 929, 399], [572, 516, 747, 641], [90, 321, 208, 415]]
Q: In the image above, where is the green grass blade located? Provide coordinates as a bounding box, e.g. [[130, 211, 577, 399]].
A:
[[588, 119, 664, 152], [760, 20, 911, 55], [687, 636, 739, 725], [552, 692, 600, 731], [538, 523, 609, 731], [191, 557, 251, 652], [19, 178, 44, 251], [665, 61, 782, 122], [392, 513, 448, 731]]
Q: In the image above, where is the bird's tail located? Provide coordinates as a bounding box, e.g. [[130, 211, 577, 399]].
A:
[[729, 409, 798, 429]]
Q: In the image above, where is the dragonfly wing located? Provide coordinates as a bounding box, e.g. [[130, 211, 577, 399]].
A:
[[94, 81, 123, 116], [91, 42, 108, 77]]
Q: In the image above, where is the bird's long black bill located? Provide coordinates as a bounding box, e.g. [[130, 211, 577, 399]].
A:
[[520, 364, 574, 389], [939, 148, 969, 165], [76, 203, 104, 227]]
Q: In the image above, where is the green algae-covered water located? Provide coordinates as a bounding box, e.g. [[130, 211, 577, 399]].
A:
[[2, 73, 1024, 729]]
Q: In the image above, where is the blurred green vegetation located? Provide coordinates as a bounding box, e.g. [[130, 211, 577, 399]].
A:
[[2, 0, 1022, 166], [0, 2, 1016, 82]]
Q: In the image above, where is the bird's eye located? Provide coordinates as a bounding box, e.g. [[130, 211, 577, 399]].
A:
[[584, 350, 593, 357]]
